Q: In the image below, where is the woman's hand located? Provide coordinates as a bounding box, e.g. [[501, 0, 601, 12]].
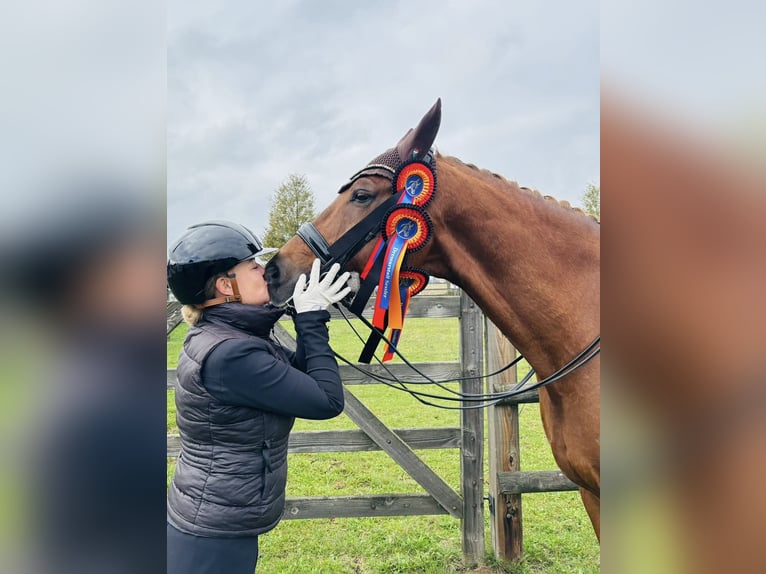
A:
[[292, 259, 351, 313]]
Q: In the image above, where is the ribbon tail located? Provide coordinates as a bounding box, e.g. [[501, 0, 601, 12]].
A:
[[372, 307, 387, 331], [400, 285, 412, 330], [384, 284, 411, 361], [387, 247, 408, 330], [383, 329, 402, 362], [373, 237, 405, 329], [402, 289, 413, 320], [361, 236, 385, 280]]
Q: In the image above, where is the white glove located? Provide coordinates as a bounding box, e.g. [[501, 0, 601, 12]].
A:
[[292, 259, 352, 313]]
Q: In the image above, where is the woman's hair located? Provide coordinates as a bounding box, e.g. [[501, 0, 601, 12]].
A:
[[181, 304, 203, 326], [181, 271, 229, 326]]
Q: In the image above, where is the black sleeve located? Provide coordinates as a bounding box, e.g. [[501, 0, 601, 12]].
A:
[[280, 345, 297, 368], [202, 310, 344, 419]]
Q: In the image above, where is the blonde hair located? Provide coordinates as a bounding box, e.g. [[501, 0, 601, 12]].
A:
[[181, 271, 232, 326], [182, 304, 203, 326]]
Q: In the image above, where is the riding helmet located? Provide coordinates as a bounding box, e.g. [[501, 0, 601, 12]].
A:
[[167, 220, 275, 305]]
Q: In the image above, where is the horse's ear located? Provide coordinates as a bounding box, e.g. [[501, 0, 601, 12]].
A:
[[396, 98, 442, 160]]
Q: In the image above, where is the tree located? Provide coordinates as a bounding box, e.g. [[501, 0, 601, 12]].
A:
[[582, 183, 600, 219], [263, 174, 317, 248]]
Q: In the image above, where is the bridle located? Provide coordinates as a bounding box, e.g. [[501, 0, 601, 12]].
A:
[[296, 189, 402, 274], [296, 148, 437, 276], [292, 149, 600, 409]]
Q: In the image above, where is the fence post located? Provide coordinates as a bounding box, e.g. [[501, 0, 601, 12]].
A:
[[167, 300, 183, 335], [460, 292, 485, 567], [485, 318, 523, 562]]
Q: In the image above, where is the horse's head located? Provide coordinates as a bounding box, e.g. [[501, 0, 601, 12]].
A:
[[266, 99, 442, 306]]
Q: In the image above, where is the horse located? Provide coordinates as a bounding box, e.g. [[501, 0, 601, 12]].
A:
[[266, 99, 601, 537], [601, 96, 766, 573]]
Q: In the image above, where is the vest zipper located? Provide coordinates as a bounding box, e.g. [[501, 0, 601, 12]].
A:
[[261, 439, 272, 496]]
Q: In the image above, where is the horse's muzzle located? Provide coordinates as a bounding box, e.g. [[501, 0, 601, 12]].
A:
[[267, 254, 361, 309], [264, 257, 280, 285], [265, 256, 292, 307]]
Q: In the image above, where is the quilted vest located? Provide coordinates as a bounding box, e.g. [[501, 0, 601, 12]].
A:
[[167, 320, 294, 537]]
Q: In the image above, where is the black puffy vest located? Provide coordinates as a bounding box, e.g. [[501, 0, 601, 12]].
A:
[[167, 320, 294, 537]]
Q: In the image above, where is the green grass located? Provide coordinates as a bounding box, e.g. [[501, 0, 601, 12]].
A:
[[168, 316, 462, 367], [167, 317, 599, 573]]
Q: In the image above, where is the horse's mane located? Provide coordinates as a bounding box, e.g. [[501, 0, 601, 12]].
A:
[[437, 153, 599, 223]]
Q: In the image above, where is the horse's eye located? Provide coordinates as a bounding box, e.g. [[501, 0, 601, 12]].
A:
[[351, 189, 373, 204]]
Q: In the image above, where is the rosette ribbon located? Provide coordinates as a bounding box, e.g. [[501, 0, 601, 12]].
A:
[[381, 269, 429, 361], [355, 157, 436, 363], [360, 159, 435, 280], [370, 207, 431, 361]]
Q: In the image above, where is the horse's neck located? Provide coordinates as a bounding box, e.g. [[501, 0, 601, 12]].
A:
[[432, 159, 600, 376]]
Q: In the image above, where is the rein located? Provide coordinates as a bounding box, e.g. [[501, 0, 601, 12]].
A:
[[333, 303, 600, 410], [294, 149, 600, 409]]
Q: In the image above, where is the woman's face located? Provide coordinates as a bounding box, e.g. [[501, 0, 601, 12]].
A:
[[220, 258, 270, 305]]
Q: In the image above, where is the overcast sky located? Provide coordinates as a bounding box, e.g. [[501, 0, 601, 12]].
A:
[[3, 2, 761, 250], [167, 0, 599, 245], [602, 1, 766, 122]]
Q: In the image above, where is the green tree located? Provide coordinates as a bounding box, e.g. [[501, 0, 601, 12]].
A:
[[582, 183, 600, 219], [263, 174, 317, 248]]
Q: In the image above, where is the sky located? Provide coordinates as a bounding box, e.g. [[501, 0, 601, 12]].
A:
[[0, 2, 164, 238], [2, 2, 761, 249], [167, 0, 600, 245], [601, 0, 766, 122]]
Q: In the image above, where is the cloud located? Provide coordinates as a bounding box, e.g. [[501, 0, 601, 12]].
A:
[[167, 0, 599, 243]]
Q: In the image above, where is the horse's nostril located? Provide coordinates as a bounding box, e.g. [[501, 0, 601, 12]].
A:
[[265, 262, 280, 282]]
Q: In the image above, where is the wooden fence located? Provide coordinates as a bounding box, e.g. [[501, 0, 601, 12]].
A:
[[167, 291, 577, 566]]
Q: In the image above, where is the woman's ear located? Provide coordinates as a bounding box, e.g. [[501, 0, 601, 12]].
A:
[[215, 275, 234, 296]]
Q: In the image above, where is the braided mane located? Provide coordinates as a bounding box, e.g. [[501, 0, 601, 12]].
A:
[[438, 153, 599, 223]]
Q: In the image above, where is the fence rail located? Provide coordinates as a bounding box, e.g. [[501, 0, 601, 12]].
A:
[[282, 494, 447, 520], [498, 470, 578, 494], [166, 362, 463, 389], [167, 427, 462, 457]]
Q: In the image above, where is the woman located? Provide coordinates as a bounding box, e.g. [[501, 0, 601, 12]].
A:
[[166, 220, 351, 573]]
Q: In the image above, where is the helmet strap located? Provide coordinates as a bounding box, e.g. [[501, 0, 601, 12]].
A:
[[198, 277, 242, 309]]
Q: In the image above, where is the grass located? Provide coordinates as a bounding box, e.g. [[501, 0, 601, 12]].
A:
[[167, 317, 599, 573]]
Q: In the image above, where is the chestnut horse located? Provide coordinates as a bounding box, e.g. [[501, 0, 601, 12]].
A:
[[266, 100, 600, 537]]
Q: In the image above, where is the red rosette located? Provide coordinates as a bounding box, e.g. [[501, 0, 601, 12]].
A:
[[399, 268, 429, 297], [394, 160, 435, 207], [382, 206, 432, 252]]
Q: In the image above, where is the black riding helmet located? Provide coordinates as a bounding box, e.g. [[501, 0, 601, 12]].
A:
[[167, 220, 276, 305]]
